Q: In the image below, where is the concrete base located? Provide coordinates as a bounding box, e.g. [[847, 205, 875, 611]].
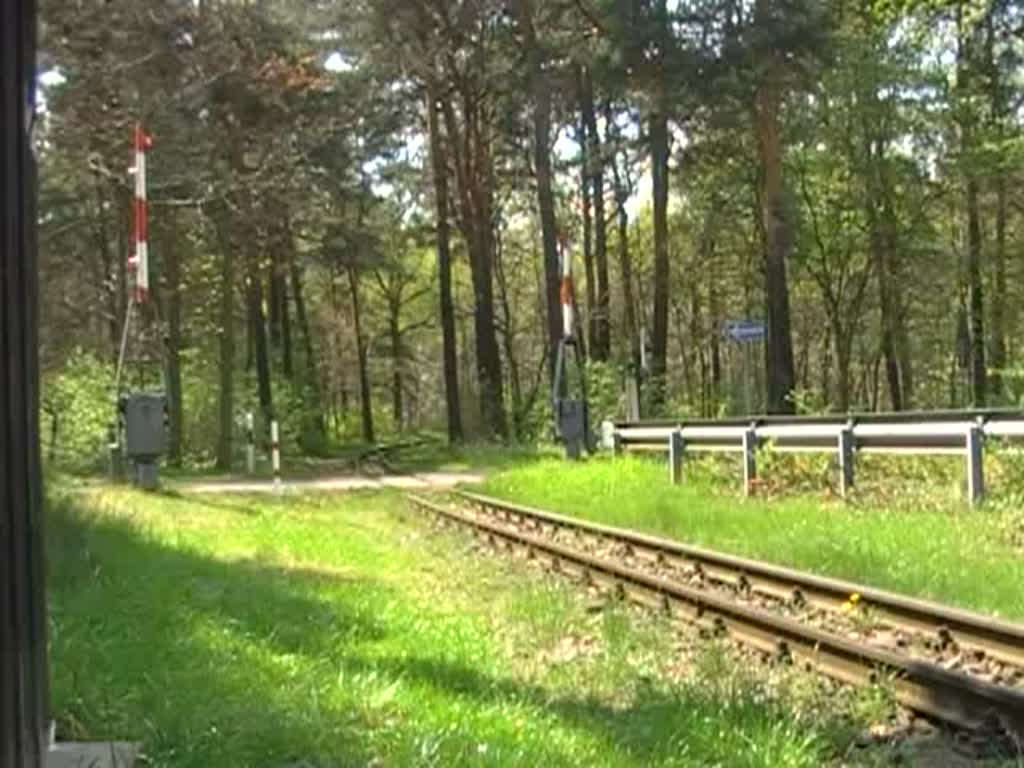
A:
[[47, 742, 139, 768]]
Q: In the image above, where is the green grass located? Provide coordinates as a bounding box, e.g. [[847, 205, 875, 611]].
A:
[[48, 484, 883, 767], [479, 456, 1024, 621]]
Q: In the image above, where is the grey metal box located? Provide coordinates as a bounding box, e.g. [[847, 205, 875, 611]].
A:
[[124, 393, 167, 458]]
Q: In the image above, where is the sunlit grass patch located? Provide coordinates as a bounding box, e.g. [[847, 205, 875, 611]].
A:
[[47, 482, 885, 767], [480, 456, 1024, 620]]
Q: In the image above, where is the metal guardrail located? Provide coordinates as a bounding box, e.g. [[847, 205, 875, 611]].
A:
[[604, 410, 1024, 504]]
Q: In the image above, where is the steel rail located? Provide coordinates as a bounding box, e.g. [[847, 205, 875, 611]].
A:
[[408, 494, 1024, 739], [457, 491, 1024, 668]]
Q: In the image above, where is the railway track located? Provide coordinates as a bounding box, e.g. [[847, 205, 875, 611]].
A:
[[407, 492, 1024, 743]]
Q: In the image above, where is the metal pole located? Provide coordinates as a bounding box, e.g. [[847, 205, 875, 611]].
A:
[[838, 422, 855, 497], [669, 429, 685, 485], [246, 411, 255, 475], [271, 420, 281, 494], [966, 424, 984, 506], [1, 0, 49, 761], [742, 426, 758, 496]]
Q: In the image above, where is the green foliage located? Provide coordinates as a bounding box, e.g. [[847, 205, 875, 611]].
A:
[[271, 377, 329, 457], [42, 350, 113, 470], [584, 359, 622, 424]]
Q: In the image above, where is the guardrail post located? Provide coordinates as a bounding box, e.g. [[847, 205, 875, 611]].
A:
[[612, 431, 623, 457], [742, 426, 757, 496], [838, 423, 855, 497], [669, 429, 685, 485], [966, 424, 984, 505]]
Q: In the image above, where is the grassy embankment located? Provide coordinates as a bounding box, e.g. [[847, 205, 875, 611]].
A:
[[50, 484, 901, 767], [480, 454, 1024, 621]]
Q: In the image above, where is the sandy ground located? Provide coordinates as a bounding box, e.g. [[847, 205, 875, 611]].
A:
[[179, 471, 484, 494]]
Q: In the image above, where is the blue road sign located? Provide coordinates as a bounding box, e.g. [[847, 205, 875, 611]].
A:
[[725, 319, 766, 343]]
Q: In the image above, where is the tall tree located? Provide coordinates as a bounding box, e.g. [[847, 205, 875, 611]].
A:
[[580, 66, 611, 360], [213, 201, 235, 471], [957, 5, 987, 406], [649, 0, 672, 406], [425, 83, 464, 443], [513, 0, 564, 370], [752, 0, 797, 414]]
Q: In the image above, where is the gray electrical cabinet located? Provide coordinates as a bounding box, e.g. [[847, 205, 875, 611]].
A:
[[555, 399, 588, 460], [122, 392, 167, 489]]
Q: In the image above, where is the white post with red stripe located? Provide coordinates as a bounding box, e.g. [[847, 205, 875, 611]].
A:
[[559, 237, 574, 339], [271, 420, 282, 494], [129, 124, 152, 303], [113, 124, 152, 401]]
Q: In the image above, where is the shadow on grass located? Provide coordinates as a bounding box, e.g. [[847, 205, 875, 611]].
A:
[[46, 491, 917, 767], [155, 488, 264, 517], [47, 494, 388, 766], [337, 653, 834, 766]]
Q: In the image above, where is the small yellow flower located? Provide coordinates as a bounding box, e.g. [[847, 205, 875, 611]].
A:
[[841, 593, 862, 613]]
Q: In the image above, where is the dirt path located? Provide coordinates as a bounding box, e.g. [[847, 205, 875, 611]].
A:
[[179, 470, 484, 494]]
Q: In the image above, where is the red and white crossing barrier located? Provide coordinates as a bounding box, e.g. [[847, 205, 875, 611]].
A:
[[129, 124, 153, 303], [559, 236, 574, 339]]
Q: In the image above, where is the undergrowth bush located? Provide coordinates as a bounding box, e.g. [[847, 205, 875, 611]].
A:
[[41, 350, 112, 471]]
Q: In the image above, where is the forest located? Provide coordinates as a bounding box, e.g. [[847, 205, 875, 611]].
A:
[[35, 0, 1024, 467]]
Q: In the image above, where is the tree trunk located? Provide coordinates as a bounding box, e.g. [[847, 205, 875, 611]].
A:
[[276, 209, 295, 380], [95, 180, 118, 363], [469, 225, 508, 439], [702, 211, 721, 409], [347, 265, 374, 444], [863, 107, 913, 411], [608, 107, 639, 370], [290, 260, 324, 440], [389, 300, 403, 430], [578, 103, 597, 355], [514, 0, 562, 369], [987, 11, 1007, 400], [650, 108, 670, 404], [441, 92, 507, 439], [755, 80, 797, 414], [280, 274, 293, 380], [291, 262, 316, 386], [495, 231, 524, 438], [426, 84, 463, 443], [580, 68, 610, 360], [990, 173, 1007, 398], [831, 317, 852, 413], [214, 204, 235, 471], [648, 0, 671, 408], [164, 215, 184, 466], [268, 251, 282, 350], [965, 177, 986, 406], [247, 257, 274, 428], [958, 8, 986, 407]]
